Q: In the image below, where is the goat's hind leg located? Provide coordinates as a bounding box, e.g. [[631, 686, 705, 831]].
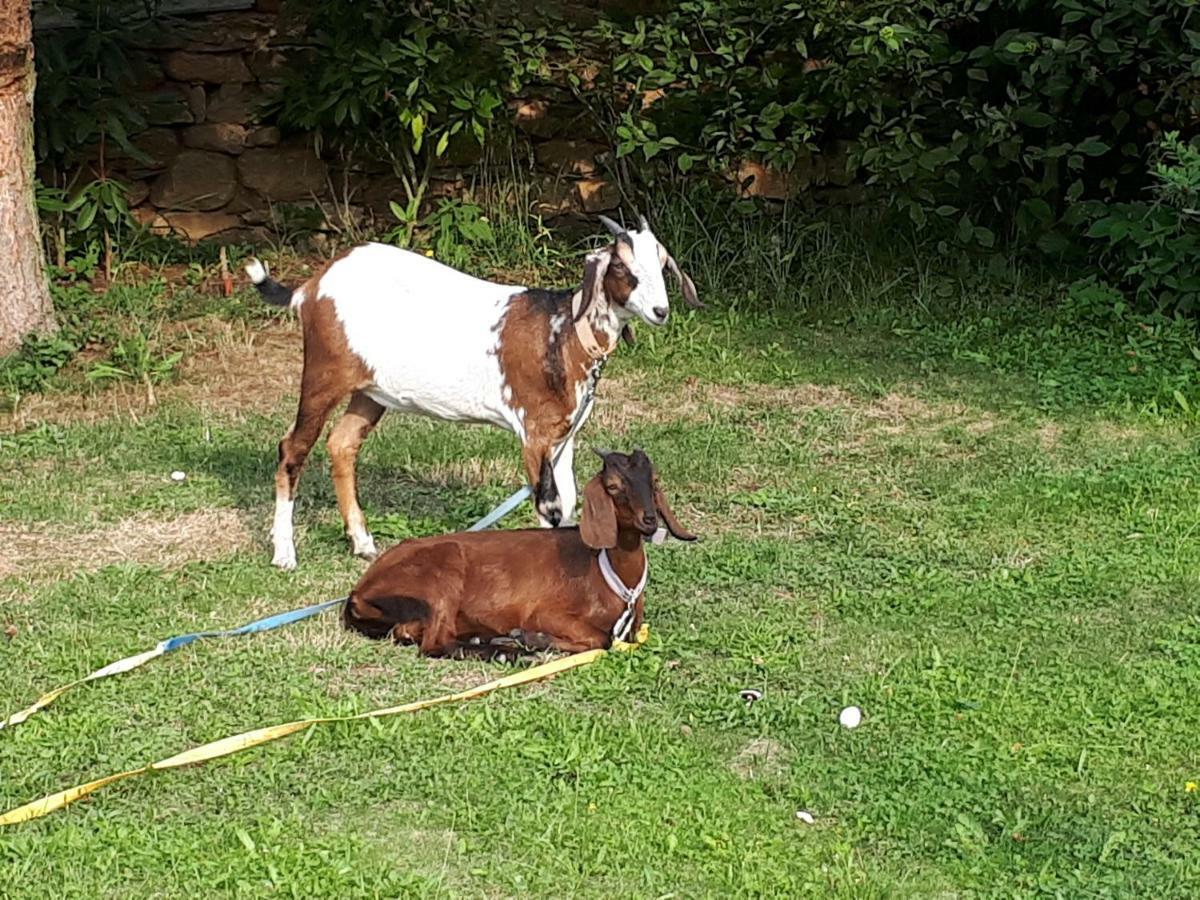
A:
[[272, 388, 345, 570], [328, 391, 386, 560]]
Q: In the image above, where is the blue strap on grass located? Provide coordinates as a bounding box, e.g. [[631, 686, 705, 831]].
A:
[[157, 597, 347, 652]]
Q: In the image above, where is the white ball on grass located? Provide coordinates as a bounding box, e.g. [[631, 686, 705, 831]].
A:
[[839, 705, 862, 729], [794, 810, 815, 824], [170, 471, 187, 482]]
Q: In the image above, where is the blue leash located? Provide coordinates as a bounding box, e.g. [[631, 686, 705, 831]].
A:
[[157, 597, 349, 652]]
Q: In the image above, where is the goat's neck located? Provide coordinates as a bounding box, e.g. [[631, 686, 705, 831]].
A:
[[604, 530, 647, 588], [571, 291, 623, 358]]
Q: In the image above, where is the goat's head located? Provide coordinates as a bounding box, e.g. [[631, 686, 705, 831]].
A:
[[577, 214, 704, 331], [579, 447, 698, 549]]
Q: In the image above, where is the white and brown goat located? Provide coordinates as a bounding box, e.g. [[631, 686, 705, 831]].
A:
[[246, 215, 701, 569], [342, 448, 697, 657]]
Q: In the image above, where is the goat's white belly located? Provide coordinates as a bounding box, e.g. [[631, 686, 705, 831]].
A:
[[362, 362, 511, 428]]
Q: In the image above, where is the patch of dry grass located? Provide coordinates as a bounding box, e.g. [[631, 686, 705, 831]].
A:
[[1, 320, 301, 432], [730, 736, 790, 780], [0, 507, 253, 580]]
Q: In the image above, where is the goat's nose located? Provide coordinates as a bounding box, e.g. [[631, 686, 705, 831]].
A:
[[652, 306, 669, 322]]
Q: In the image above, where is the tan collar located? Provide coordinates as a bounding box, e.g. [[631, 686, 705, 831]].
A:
[[571, 289, 611, 360], [574, 314, 609, 360]]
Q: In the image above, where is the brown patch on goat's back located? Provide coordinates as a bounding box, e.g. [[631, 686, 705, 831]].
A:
[[0, 508, 252, 580]]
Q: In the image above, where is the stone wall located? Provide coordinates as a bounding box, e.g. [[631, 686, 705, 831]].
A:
[[41, 3, 848, 245], [35, 3, 634, 244]]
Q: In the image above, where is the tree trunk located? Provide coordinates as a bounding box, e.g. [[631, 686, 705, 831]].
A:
[[0, 0, 55, 356]]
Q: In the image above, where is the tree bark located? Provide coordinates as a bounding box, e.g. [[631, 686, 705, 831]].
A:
[[0, 0, 56, 356]]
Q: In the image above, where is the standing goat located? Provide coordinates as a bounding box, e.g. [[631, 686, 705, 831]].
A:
[[246, 215, 701, 569], [342, 448, 696, 656]]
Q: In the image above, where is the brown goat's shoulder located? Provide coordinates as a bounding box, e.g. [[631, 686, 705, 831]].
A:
[[496, 289, 594, 428]]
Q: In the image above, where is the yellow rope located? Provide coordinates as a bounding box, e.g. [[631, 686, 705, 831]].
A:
[[0, 626, 648, 826]]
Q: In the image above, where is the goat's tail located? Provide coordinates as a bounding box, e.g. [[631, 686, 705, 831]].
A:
[[244, 258, 295, 307]]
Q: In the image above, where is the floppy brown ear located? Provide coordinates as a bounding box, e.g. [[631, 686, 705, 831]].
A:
[[653, 476, 697, 542], [664, 253, 704, 309], [575, 251, 610, 323], [579, 476, 618, 549]]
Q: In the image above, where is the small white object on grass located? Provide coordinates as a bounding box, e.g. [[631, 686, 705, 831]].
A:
[[794, 810, 815, 824], [170, 471, 187, 482], [839, 705, 862, 729]]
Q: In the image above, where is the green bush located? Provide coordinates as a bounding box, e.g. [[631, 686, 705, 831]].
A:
[[1087, 132, 1200, 312], [605, 1, 1197, 253], [273, 1, 517, 244]]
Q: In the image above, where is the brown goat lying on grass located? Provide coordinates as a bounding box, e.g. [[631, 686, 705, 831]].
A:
[[342, 449, 696, 658]]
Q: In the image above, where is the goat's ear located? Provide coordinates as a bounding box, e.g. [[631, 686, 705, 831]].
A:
[[652, 473, 698, 542], [575, 251, 609, 323], [620, 323, 635, 346], [664, 253, 704, 309], [580, 476, 618, 549]]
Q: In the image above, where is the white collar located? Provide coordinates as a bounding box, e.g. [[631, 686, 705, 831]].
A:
[[598, 548, 649, 643]]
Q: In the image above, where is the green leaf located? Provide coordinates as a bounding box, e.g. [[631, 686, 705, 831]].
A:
[[957, 213, 974, 243], [1013, 107, 1054, 128], [76, 203, 98, 231], [435, 132, 450, 156], [1076, 137, 1110, 156]]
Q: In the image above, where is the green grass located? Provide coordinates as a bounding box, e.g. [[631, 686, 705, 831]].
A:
[[3, 219, 1200, 896]]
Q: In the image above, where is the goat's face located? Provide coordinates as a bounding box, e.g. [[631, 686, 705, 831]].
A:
[[580, 448, 698, 549], [580, 216, 704, 333], [609, 229, 672, 327]]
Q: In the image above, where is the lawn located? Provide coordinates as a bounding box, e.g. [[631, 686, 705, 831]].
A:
[[2, 241, 1199, 897]]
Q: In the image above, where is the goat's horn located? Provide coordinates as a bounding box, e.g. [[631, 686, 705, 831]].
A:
[[591, 446, 615, 460], [598, 215, 625, 236], [637, 214, 650, 232]]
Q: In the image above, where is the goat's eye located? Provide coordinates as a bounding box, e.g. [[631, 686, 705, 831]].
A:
[[610, 260, 627, 274]]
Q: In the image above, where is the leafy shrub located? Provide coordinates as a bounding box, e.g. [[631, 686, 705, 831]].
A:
[[420, 199, 496, 270], [274, 1, 515, 243], [0, 334, 82, 396], [603, 0, 1198, 256], [1086, 133, 1200, 312], [86, 324, 183, 387], [33, 0, 153, 167]]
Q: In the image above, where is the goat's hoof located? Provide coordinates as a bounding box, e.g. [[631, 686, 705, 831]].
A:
[[352, 534, 379, 561], [271, 548, 298, 570]]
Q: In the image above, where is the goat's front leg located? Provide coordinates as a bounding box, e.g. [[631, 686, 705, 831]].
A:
[[521, 438, 561, 527], [550, 437, 577, 524], [504, 629, 606, 653]]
